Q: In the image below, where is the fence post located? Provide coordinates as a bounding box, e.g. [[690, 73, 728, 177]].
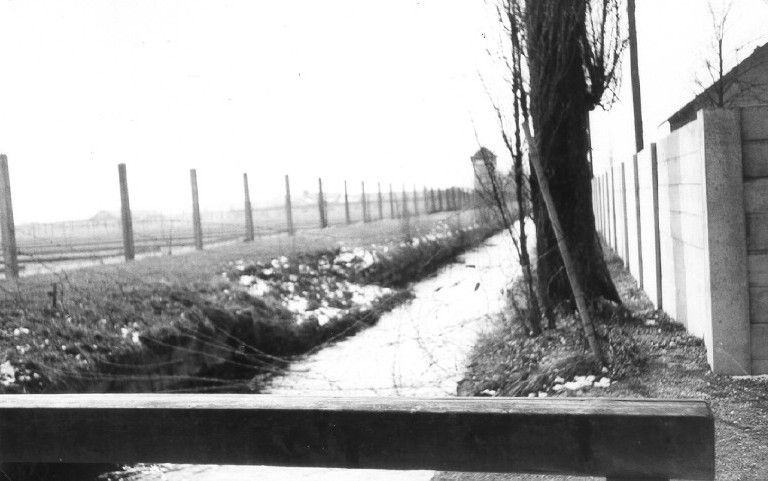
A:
[[318, 177, 327, 228], [344, 181, 351, 225], [401, 186, 411, 240], [389, 184, 395, 219], [361, 181, 368, 223], [650, 143, 662, 309], [412, 185, 419, 216], [243, 173, 255, 241], [423, 187, 429, 214], [0, 155, 19, 278], [117, 163, 135, 262], [284, 175, 294, 236], [377, 182, 384, 220], [190, 169, 203, 250], [633, 154, 644, 289], [430, 188, 436, 213]]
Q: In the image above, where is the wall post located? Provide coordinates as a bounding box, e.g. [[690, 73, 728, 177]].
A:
[[650, 144, 662, 309], [633, 154, 644, 288], [611, 165, 618, 251], [621, 163, 630, 267]]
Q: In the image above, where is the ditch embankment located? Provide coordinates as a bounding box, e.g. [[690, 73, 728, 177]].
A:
[[0, 212, 497, 395]]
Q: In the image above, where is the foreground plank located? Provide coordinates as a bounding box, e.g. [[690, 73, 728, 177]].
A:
[[0, 395, 714, 479]]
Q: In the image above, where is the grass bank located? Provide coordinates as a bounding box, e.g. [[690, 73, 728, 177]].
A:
[[451, 246, 768, 480], [0, 211, 497, 394]]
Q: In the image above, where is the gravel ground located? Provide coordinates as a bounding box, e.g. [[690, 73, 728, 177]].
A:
[[434, 248, 768, 481]]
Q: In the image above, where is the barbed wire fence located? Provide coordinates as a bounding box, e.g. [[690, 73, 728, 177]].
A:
[[0, 156, 476, 280]]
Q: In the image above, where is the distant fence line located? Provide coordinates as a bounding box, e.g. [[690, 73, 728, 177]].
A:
[[0, 159, 475, 275], [593, 106, 768, 376]]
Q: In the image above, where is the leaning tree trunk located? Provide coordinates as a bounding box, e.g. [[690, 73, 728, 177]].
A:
[[525, 0, 620, 309]]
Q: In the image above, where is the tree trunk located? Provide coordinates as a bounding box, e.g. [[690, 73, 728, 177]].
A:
[[525, 0, 620, 308]]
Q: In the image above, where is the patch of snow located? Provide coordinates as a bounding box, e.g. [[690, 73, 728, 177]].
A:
[[284, 296, 309, 313], [12, 327, 29, 337], [594, 377, 612, 388], [0, 361, 15, 386], [248, 278, 272, 297]]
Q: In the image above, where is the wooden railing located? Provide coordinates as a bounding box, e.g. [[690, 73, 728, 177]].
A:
[[0, 395, 714, 480]]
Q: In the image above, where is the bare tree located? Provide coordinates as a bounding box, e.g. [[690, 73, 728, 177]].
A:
[[694, 1, 768, 108], [523, 0, 624, 312]]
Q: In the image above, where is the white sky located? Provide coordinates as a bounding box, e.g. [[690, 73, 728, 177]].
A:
[[0, 0, 766, 222]]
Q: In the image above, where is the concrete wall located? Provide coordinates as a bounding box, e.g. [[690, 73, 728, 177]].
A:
[[742, 106, 768, 373], [593, 108, 754, 375]]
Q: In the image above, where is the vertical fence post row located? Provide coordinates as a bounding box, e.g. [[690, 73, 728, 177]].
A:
[[650, 143, 663, 309], [344, 181, 351, 225], [633, 154, 644, 288], [377, 182, 384, 220], [0, 155, 18, 279], [117, 163, 135, 262], [318, 177, 327, 228], [361, 181, 368, 223], [190, 169, 203, 251], [243, 173, 255, 242]]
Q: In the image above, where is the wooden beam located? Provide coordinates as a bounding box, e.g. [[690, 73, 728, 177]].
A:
[[0, 395, 713, 480]]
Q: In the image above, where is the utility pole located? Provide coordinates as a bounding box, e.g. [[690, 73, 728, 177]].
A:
[[628, 0, 644, 153]]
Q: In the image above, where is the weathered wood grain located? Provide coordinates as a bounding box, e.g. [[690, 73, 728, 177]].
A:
[[0, 395, 714, 480]]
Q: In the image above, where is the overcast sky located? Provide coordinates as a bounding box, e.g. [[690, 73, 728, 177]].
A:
[[0, 0, 766, 223]]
